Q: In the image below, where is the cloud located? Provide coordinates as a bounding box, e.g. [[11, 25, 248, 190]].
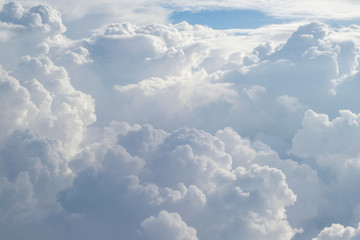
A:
[[75, 20, 360, 157], [291, 109, 360, 168], [15, 0, 360, 34], [3, 1, 360, 240], [55, 123, 299, 240], [159, 0, 360, 21], [286, 109, 360, 237], [0, 2, 96, 152], [140, 210, 199, 240], [314, 223, 360, 240], [0, 130, 73, 240]]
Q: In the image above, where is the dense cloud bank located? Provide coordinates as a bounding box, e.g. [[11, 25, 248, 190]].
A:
[[2, 1, 360, 239]]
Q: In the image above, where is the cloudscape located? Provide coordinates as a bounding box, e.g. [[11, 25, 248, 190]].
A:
[[2, 1, 360, 239]]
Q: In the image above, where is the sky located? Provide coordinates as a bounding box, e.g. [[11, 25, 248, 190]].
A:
[[2, 1, 360, 240], [170, 9, 286, 29]]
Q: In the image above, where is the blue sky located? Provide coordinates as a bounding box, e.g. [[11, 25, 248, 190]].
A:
[[170, 9, 285, 29], [170, 8, 360, 30]]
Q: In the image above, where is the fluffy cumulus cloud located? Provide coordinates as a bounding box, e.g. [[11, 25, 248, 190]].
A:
[[3, 1, 360, 240], [314, 223, 360, 240], [141, 210, 199, 240], [0, 1, 95, 152], [56, 123, 299, 240], [314, 224, 360, 240], [288, 109, 360, 233]]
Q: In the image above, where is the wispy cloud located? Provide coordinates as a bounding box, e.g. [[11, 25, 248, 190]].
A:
[[159, 0, 360, 21]]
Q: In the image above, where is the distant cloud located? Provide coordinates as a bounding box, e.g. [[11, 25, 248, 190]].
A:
[[158, 0, 360, 21], [12, 0, 360, 39]]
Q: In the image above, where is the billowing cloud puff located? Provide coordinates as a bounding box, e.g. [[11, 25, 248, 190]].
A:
[[0, 1, 69, 69], [243, 22, 358, 113], [0, 2, 95, 152], [314, 223, 360, 240], [0, 1, 65, 34], [0, 130, 71, 220], [56, 123, 299, 240], [0, 66, 37, 135], [141, 210, 199, 240], [291, 109, 360, 165], [288, 109, 360, 231], [0, 59, 95, 152], [12, 56, 95, 149]]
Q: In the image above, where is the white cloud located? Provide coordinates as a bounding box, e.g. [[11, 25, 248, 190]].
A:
[[14, 0, 360, 33], [72, 21, 360, 148], [0, 2, 96, 152], [288, 109, 360, 235], [141, 210, 199, 240], [3, 1, 360, 240], [158, 0, 360, 21], [55, 123, 299, 240], [291, 109, 360, 166], [314, 223, 360, 240], [277, 95, 304, 112], [0, 129, 72, 232]]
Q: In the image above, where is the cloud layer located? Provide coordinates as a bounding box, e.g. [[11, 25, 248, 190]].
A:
[[2, 1, 360, 240]]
